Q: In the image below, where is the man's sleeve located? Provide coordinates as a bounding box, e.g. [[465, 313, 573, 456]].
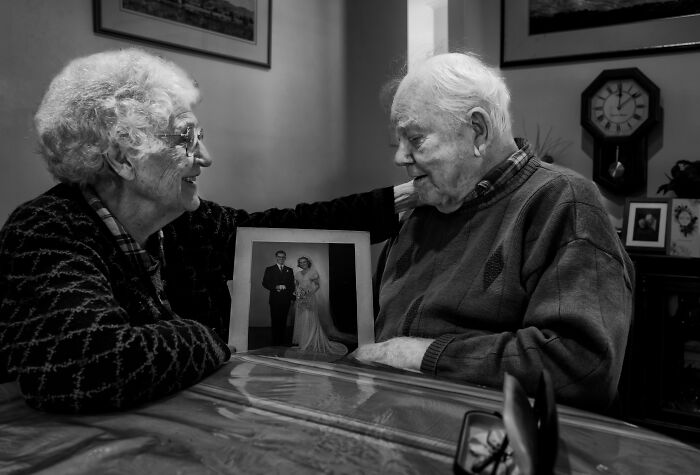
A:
[[262, 267, 274, 291]]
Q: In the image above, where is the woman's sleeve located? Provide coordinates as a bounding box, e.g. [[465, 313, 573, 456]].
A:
[[310, 271, 320, 292], [172, 187, 400, 287], [233, 187, 400, 244], [0, 210, 231, 413]]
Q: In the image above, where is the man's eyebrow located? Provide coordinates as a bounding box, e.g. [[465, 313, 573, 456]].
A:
[[393, 118, 418, 131]]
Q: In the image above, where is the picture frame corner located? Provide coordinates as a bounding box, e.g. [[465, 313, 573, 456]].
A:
[[93, 0, 271, 68], [501, 0, 700, 67]]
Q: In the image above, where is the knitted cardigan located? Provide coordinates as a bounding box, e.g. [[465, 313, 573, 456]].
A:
[[375, 154, 634, 411], [0, 184, 397, 413]]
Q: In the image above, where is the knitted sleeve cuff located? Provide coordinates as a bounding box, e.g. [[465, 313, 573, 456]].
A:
[[420, 334, 457, 374]]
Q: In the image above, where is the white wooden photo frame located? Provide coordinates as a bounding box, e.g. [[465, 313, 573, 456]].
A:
[[229, 228, 375, 353]]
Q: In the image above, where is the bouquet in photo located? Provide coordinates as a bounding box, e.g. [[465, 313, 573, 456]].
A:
[[295, 287, 310, 301]]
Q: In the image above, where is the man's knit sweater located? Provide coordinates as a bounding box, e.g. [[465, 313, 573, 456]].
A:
[[375, 152, 634, 411], [0, 184, 397, 413]]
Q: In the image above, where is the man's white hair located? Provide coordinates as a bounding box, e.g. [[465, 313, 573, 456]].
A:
[[395, 52, 513, 137]]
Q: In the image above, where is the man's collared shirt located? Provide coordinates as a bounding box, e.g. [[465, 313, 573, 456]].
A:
[[467, 138, 533, 203]]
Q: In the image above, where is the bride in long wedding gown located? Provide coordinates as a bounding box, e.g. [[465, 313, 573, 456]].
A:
[[292, 256, 347, 355]]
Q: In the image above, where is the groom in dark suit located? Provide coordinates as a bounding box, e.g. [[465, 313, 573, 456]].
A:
[[262, 250, 295, 346]]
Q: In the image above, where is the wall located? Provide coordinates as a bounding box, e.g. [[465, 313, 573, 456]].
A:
[[342, 0, 408, 193], [0, 0, 408, 227], [6, 2, 698, 230], [457, 1, 700, 227]]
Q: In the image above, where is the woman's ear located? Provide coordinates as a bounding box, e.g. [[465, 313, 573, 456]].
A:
[[468, 107, 492, 155], [103, 149, 135, 181]]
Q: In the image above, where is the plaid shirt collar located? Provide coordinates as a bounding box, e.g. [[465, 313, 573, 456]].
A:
[[467, 138, 533, 202], [80, 186, 165, 275]]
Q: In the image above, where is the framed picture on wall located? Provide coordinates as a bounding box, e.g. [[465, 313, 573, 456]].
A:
[[621, 198, 671, 254], [669, 199, 700, 257], [93, 0, 271, 68], [501, 0, 700, 67], [229, 227, 374, 355]]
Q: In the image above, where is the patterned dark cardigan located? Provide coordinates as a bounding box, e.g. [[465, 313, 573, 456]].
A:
[[0, 184, 397, 413]]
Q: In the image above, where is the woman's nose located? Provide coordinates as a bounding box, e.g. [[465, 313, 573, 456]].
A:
[[195, 143, 212, 167]]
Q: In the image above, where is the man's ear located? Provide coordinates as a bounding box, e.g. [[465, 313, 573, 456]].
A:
[[468, 107, 492, 155], [103, 149, 135, 181]]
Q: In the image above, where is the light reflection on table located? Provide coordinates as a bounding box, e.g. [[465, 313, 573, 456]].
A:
[[1, 348, 699, 474]]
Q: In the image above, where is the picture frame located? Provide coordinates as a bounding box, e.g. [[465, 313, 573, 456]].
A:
[[621, 198, 671, 253], [501, 0, 700, 67], [229, 228, 375, 353], [93, 0, 271, 68], [669, 198, 700, 258]]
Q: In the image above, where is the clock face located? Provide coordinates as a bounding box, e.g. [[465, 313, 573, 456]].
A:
[[588, 78, 650, 138]]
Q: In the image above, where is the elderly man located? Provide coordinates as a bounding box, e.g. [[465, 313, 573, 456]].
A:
[[354, 53, 633, 411]]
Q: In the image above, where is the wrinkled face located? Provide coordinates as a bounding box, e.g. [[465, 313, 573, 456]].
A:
[[391, 77, 480, 214], [132, 110, 211, 218]]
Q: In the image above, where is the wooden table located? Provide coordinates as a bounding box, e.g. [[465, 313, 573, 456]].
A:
[[2, 349, 700, 474]]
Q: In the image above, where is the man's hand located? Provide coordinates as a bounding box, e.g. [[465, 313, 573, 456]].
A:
[[275, 285, 286, 291], [393, 180, 421, 214], [352, 337, 434, 371]]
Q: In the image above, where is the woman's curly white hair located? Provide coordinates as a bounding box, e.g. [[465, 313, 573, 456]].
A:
[[34, 48, 200, 185]]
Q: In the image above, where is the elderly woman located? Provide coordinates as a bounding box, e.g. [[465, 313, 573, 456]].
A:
[[0, 48, 413, 413]]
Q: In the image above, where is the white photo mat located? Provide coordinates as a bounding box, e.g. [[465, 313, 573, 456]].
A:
[[229, 228, 375, 352]]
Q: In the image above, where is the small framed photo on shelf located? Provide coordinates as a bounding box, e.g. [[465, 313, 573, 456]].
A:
[[622, 198, 671, 253], [669, 199, 700, 257]]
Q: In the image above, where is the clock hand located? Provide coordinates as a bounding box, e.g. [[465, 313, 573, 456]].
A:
[[617, 82, 622, 108], [617, 94, 635, 110]]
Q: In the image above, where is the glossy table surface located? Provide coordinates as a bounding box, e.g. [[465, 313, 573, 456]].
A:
[[2, 349, 700, 474]]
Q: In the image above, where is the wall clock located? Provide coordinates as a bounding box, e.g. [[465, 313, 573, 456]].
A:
[[581, 68, 661, 195]]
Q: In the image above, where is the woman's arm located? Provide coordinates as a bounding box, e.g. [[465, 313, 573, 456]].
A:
[[310, 271, 320, 293], [0, 207, 230, 413], [231, 188, 401, 244]]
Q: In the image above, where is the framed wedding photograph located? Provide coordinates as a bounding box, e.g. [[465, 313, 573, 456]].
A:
[[93, 0, 271, 67], [501, 0, 700, 67], [669, 198, 700, 257], [622, 198, 671, 253], [229, 228, 375, 354]]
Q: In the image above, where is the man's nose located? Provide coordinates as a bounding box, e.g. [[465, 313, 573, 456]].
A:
[[393, 140, 413, 167]]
